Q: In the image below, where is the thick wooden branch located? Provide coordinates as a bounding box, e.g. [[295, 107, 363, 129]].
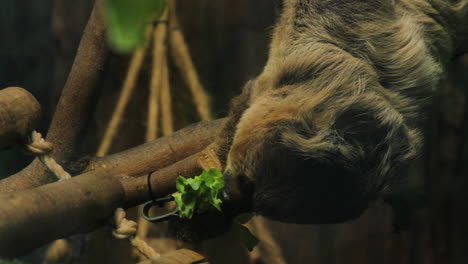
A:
[[0, 171, 125, 257], [122, 153, 203, 207], [0, 117, 224, 194], [0, 0, 227, 257], [46, 2, 108, 161], [0, 149, 208, 257], [0, 87, 41, 150], [87, 119, 224, 178], [0, 1, 109, 191], [0, 118, 224, 256]]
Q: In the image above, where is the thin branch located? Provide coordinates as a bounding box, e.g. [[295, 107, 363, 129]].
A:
[[0, 87, 41, 150], [0, 2, 109, 192]]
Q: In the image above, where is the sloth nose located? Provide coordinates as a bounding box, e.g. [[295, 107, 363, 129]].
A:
[[221, 171, 241, 203], [221, 187, 252, 215], [221, 172, 252, 213], [221, 188, 231, 202]]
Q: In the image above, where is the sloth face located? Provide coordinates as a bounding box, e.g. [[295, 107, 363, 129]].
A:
[[222, 88, 416, 224]]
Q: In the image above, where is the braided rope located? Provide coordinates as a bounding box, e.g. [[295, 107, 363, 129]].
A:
[[27, 131, 71, 180], [26, 131, 73, 263], [113, 208, 160, 260]]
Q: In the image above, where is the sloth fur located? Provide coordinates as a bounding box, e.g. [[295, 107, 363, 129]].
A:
[[215, 0, 468, 224]]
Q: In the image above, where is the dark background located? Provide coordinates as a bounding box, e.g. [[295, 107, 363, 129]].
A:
[[1, 1, 468, 263]]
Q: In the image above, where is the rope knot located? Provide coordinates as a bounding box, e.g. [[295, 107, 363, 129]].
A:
[[112, 208, 138, 240], [112, 208, 160, 259], [26, 130, 71, 180], [27, 131, 53, 155]]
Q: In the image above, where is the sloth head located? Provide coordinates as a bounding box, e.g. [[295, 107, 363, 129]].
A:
[[222, 80, 420, 224]]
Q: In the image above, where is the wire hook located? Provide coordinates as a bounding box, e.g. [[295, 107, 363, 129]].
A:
[[142, 171, 179, 222]]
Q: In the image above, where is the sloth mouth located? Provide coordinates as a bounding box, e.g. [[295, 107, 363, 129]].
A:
[[221, 171, 254, 212]]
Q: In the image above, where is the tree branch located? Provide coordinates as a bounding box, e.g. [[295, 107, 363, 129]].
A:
[[0, 2, 109, 191], [0, 146, 212, 257], [122, 153, 203, 208], [0, 0, 228, 257], [0, 118, 224, 257], [0, 170, 125, 257], [0, 87, 41, 150], [0, 117, 224, 193], [86, 118, 224, 177]]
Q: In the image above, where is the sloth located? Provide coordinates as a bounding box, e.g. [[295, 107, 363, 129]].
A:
[[215, 0, 468, 224]]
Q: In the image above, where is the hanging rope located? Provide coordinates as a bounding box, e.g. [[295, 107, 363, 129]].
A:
[[147, 10, 169, 142], [138, 9, 175, 255], [96, 2, 213, 261], [27, 131, 73, 263], [168, 0, 212, 121], [96, 27, 153, 157], [159, 51, 174, 136]]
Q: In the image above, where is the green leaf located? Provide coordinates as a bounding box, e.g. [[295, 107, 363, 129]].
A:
[[232, 223, 259, 252], [104, 0, 167, 53], [172, 169, 225, 218]]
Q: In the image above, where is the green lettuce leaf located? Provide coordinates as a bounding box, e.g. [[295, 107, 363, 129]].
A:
[[172, 169, 225, 219], [104, 0, 167, 53]]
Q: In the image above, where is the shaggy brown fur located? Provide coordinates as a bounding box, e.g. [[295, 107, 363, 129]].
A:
[[216, 0, 468, 224]]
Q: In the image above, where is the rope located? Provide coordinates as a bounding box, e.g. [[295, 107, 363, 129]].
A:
[[27, 131, 71, 181], [113, 208, 160, 260], [27, 132, 159, 261], [26, 131, 73, 263], [168, 0, 212, 121], [160, 50, 174, 136], [96, 26, 153, 157], [43, 239, 73, 264], [139, 12, 173, 255], [147, 10, 169, 142]]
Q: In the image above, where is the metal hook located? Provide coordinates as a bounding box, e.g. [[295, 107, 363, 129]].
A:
[[141, 196, 179, 223]]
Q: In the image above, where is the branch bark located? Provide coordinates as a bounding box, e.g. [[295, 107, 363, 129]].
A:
[[0, 118, 224, 257], [0, 87, 41, 150], [0, 148, 207, 257], [0, 0, 228, 257], [0, 117, 224, 194], [0, 1, 109, 192], [86, 118, 224, 177], [0, 170, 125, 257]]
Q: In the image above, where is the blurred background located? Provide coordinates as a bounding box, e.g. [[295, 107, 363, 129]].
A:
[[1, 0, 468, 263]]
